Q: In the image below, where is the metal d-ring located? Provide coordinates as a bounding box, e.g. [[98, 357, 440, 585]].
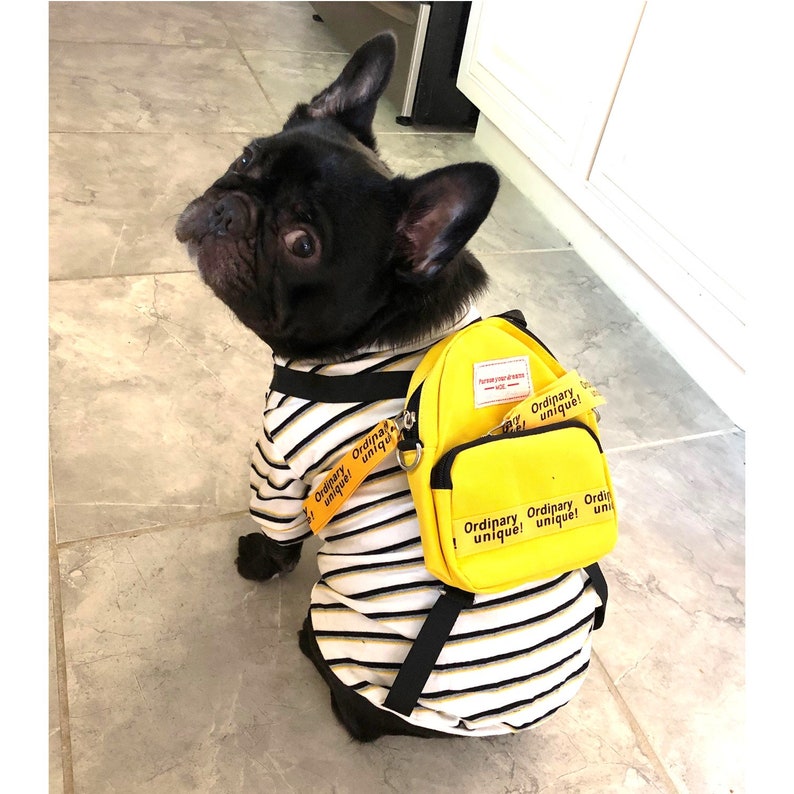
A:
[[396, 442, 423, 472]]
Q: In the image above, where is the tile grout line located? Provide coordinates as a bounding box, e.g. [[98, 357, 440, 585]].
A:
[[49, 269, 198, 284], [590, 650, 682, 793], [55, 509, 252, 550], [50, 36, 351, 57], [604, 426, 741, 455], [49, 461, 76, 794], [221, 15, 281, 118]]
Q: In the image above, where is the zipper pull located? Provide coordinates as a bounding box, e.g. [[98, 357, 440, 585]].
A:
[[394, 409, 416, 435], [394, 409, 422, 472]]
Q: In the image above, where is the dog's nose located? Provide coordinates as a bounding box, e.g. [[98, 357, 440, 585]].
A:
[[208, 195, 248, 237]]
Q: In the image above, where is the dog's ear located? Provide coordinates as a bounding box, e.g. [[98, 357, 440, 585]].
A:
[[287, 32, 396, 148], [394, 163, 499, 281]]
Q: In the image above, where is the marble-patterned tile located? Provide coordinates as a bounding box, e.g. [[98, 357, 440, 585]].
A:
[[217, 1, 348, 53], [58, 516, 673, 793], [50, 41, 275, 134], [49, 272, 272, 542], [241, 47, 352, 121], [49, 132, 253, 280], [49, 1, 235, 48], [599, 431, 745, 793], [476, 249, 736, 446], [240, 46, 406, 134]]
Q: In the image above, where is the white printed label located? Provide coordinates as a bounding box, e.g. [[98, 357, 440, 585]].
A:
[[473, 356, 532, 408]]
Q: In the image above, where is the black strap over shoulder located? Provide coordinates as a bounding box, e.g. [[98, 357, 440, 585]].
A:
[[585, 562, 608, 631], [384, 586, 475, 717], [270, 365, 412, 403], [384, 566, 609, 718]]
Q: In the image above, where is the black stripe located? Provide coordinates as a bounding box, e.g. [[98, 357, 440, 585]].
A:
[[323, 507, 417, 542], [314, 578, 439, 601], [298, 431, 364, 482], [284, 401, 387, 461], [249, 506, 305, 525], [326, 656, 402, 671], [445, 582, 589, 643], [309, 602, 428, 619], [465, 573, 573, 611], [316, 535, 421, 557], [249, 485, 309, 504], [463, 660, 589, 723], [268, 359, 375, 438], [249, 469, 299, 493], [270, 398, 314, 438], [512, 702, 565, 731], [312, 628, 409, 642], [252, 440, 291, 471], [315, 613, 593, 674], [433, 613, 594, 671], [320, 554, 427, 581], [363, 465, 405, 484], [333, 489, 413, 524], [420, 646, 584, 700]]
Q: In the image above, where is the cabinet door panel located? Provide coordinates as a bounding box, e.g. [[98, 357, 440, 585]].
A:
[[458, 0, 645, 173], [589, 1, 748, 364]]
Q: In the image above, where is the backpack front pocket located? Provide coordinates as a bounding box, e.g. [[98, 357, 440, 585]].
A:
[[430, 420, 617, 592]]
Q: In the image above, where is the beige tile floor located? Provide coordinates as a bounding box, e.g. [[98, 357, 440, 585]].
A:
[[49, 3, 745, 792]]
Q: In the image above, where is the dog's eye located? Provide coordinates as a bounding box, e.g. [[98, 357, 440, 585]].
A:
[[236, 147, 254, 170], [283, 229, 317, 259]]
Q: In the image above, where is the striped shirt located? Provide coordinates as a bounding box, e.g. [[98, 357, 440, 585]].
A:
[[249, 306, 601, 736]]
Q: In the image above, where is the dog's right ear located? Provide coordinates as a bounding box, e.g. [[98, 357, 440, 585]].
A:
[[393, 163, 500, 282], [286, 32, 396, 149]]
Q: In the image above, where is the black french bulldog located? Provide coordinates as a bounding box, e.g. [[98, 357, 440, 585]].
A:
[[176, 32, 506, 741]]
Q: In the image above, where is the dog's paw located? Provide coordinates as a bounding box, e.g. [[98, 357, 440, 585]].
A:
[[235, 533, 302, 581]]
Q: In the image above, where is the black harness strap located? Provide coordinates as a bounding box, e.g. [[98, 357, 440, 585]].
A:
[[384, 586, 475, 717], [271, 365, 412, 403], [384, 564, 609, 718], [585, 562, 608, 631]]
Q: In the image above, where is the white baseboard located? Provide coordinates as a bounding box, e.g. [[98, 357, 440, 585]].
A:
[[474, 115, 745, 429]]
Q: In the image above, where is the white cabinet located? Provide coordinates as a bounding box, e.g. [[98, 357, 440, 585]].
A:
[[459, 0, 645, 177], [588, 0, 748, 369], [458, 0, 752, 425]]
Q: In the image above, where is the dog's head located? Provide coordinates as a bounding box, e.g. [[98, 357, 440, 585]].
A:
[[175, 32, 498, 360]]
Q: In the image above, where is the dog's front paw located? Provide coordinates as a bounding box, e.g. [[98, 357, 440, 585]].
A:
[[236, 533, 302, 581]]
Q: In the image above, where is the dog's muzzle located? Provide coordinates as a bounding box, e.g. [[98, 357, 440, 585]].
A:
[[176, 190, 258, 244], [206, 193, 251, 238]]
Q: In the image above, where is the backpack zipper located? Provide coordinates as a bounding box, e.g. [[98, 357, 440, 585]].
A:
[[430, 419, 603, 489], [400, 383, 423, 443]]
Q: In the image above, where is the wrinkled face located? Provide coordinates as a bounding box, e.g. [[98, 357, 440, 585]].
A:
[[176, 120, 399, 359], [176, 32, 497, 360]]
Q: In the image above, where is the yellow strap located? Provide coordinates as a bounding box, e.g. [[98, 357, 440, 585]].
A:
[[303, 418, 401, 534], [500, 370, 606, 433]]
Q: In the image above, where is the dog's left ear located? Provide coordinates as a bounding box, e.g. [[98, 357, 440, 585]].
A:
[[287, 32, 396, 148], [394, 163, 500, 281]]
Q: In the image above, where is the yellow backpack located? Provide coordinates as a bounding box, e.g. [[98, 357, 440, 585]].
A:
[[395, 311, 617, 594]]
